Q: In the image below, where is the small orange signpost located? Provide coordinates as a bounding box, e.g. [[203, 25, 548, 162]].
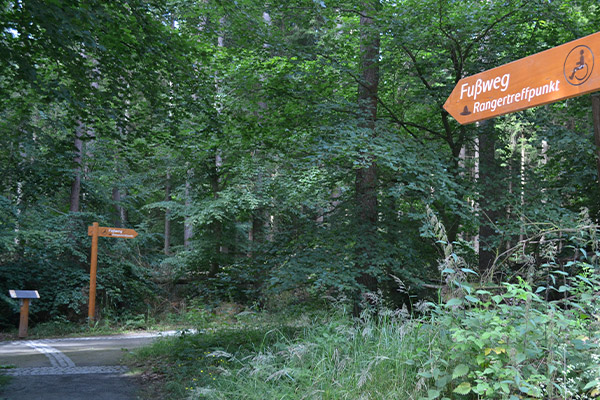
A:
[[87, 222, 138, 321], [444, 31, 600, 125]]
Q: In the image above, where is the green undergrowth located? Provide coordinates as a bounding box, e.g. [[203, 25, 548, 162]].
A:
[[130, 306, 427, 399], [418, 275, 600, 399], [132, 272, 600, 400]]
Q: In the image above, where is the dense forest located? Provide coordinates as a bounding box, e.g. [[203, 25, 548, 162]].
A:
[[1, 0, 600, 327]]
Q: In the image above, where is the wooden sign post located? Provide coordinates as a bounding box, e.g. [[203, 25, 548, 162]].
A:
[[9, 290, 40, 338], [87, 222, 138, 321], [444, 31, 600, 124]]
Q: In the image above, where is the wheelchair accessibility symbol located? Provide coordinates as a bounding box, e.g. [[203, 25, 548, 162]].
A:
[[564, 45, 594, 86]]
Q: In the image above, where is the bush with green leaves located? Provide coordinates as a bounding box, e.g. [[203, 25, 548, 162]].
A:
[[414, 214, 600, 400], [415, 273, 599, 399]]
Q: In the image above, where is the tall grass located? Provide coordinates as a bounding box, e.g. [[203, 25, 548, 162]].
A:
[[207, 313, 426, 399], [132, 306, 431, 400]]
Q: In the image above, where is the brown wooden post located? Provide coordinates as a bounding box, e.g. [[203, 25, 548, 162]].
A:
[[86, 223, 137, 322], [88, 222, 99, 322], [9, 290, 39, 338], [18, 299, 30, 338]]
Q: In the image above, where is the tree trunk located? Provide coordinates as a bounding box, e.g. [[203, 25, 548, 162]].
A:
[[207, 18, 228, 276], [209, 151, 222, 277], [592, 95, 600, 187], [519, 132, 526, 242], [247, 11, 273, 260], [69, 125, 84, 213], [164, 172, 171, 255], [111, 187, 127, 228], [184, 168, 193, 249], [355, 0, 380, 300], [478, 120, 500, 274]]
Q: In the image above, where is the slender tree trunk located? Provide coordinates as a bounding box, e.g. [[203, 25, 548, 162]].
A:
[[208, 18, 227, 276], [473, 137, 480, 255], [478, 120, 500, 273], [184, 168, 193, 250], [209, 151, 222, 277], [355, 0, 380, 300], [247, 11, 273, 259], [506, 143, 514, 251], [248, 155, 265, 258], [592, 95, 600, 186], [111, 187, 127, 228], [519, 133, 526, 242], [164, 172, 171, 255], [69, 125, 84, 212]]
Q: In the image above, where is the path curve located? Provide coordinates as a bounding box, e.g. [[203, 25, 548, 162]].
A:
[[0, 330, 194, 400]]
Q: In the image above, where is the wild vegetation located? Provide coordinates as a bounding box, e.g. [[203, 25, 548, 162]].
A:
[[1, 0, 600, 397], [132, 219, 600, 399]]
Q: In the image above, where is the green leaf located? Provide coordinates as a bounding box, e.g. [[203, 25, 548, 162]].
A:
[[445, 298, 463, 307], [474, 382, 490, 395], [577, 275, 593, 286], [452, 364, 469, 379], [453, 382, 472, 395], [535, 286, 545, 293], [518, 385, 531, 394], [583, 379, 600, 391], [427, 389, 441, 399], [460, 268, 478, 275], [558, 285, 570, 292], [464, 295, 479, 303]]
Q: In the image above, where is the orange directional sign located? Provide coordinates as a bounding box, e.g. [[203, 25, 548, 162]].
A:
[[86, 222, 138, 322], [87, 225, 138, 239], [444, 31, 600, 125]]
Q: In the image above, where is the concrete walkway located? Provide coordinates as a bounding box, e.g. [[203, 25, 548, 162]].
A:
[[0, 331, 191, 400]]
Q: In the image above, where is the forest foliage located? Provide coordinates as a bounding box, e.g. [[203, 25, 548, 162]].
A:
[[1, 0, 600, 329]]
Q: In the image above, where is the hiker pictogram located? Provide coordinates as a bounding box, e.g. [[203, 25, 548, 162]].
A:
[[564, 45, 594, 86]]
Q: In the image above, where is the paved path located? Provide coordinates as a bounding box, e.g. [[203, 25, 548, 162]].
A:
[[0, 331, 191, 400]]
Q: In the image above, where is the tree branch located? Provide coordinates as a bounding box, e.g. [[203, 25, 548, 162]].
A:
[[463, 3, 525, 61], [401, 45, 433, 91]]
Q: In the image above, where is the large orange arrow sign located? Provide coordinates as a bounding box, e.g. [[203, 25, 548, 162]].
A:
[[444, 31, 600, 125]]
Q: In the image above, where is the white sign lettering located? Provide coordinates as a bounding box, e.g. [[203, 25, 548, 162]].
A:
[[460, 73, 511, 100]]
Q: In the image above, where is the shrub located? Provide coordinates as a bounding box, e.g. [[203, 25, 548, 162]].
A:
[[415, 210, 600, 399]]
